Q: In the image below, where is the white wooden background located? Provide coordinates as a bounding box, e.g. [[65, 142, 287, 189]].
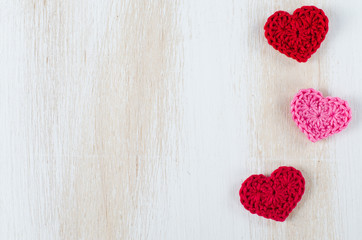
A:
[[1, 0, 362, 239]]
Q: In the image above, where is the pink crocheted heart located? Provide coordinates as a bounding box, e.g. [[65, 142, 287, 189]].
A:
[[291, 88, 352, 142]]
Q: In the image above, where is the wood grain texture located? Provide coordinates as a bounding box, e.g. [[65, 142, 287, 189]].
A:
[[1, 0, 362, 239]]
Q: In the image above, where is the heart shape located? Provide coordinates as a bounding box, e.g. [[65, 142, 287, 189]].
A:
[[264, 6, 329, 62], [291, 88, 352, 142], [239, 167, 305, 222]]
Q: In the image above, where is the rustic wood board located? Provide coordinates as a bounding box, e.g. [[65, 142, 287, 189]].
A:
[[1, 0, 362, 239]]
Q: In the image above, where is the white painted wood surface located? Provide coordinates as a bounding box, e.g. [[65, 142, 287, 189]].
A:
[[1, 0, 362, 239]]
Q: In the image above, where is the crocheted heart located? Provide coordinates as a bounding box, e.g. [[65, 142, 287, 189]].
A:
[[239, 167, 305, 222], [291, 88, 352, 142], [264, 6, 329, 62]]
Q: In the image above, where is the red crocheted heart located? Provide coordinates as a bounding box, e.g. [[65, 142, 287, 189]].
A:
[[291, 88, 352, 142], [264, 6, 329, 62], [239, 167, 305, 222]]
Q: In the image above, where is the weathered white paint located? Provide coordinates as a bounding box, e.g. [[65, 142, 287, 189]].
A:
[[1, 0, 362, 239]]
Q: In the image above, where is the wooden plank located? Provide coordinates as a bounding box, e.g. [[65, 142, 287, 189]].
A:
[[1, 0, 362, 239]]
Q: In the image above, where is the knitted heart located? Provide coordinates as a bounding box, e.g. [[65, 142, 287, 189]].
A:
[[291, 88, 352, 142], [239, 167, 305, 222], [264, 6, 329, 62]]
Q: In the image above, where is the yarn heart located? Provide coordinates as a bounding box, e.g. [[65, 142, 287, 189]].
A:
[[239, 167, 305, 222], [291, 88, 352, 142], [264, 6, 329, 62]]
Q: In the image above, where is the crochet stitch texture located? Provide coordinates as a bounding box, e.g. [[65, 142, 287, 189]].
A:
[[264, 6, 329, 62], [291, 88, 352, 142], [239, 167, 305, 222]]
